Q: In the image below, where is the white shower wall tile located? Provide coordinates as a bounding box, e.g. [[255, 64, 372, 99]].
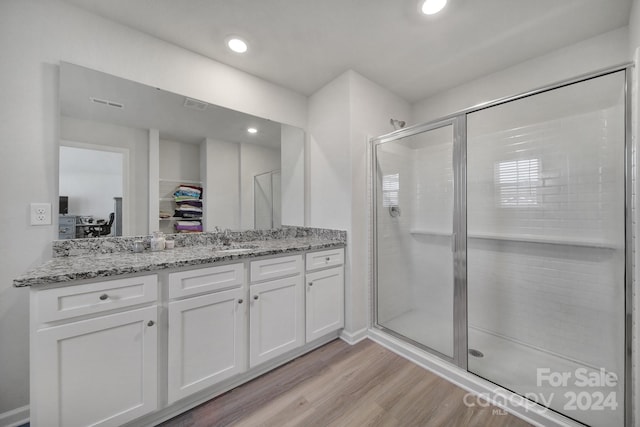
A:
[[468, 107, 624, 242], [376, 130, 457, 351], [467, 102, 625, 375], [375, 143, 415, 323], [410, 142, 454, 312]]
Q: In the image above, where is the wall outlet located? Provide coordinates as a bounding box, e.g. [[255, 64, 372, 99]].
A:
[[30, 203, 52, 225]]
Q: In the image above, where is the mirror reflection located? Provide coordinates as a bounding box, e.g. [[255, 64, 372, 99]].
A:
[[58, 62, 304, 238]]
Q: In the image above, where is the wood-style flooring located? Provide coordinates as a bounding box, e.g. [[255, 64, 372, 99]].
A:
[[160, 339, 533, 427]]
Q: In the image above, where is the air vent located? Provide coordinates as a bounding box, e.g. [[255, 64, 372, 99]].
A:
[[183, 97, 208, 111], [89, 97, 124, 109]]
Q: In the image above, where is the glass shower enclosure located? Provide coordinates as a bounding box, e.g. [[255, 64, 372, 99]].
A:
[[374, 119, 466, 364], [372, 68, 629, 427], [254, 170, 281, 229]]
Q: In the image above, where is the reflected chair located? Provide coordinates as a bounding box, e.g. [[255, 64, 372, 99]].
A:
[[87, 212, 115, 237]]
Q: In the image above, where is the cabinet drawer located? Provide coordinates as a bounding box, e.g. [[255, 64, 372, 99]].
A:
[[169, 263, 243, 298], [250, 255, 302, 283], [306, 248, 344, 271], [37, 275, 158, 323], [59, 217, 75, 226]]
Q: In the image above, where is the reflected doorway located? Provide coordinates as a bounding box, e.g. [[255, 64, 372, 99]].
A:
[[59, 141, 129, 238]]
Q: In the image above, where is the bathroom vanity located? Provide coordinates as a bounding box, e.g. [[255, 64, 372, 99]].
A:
[[15, 227, 345, 427]]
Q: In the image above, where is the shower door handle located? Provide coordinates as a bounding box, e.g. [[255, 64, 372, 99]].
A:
[[451, 232, 456, 253]]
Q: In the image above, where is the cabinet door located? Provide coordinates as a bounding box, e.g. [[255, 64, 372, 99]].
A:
[[33, 306, 158, 427], [306, 267, 344, 342], [249, 275, 304, 367], [167, 288, 246, 404]]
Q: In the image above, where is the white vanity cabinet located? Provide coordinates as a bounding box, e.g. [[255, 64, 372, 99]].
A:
[[27, 244, 345, 427], [249, 255, 304, 367], [30, 275, 159, 427], [305, 248, 345, 343], [167, 263, 246, 404]]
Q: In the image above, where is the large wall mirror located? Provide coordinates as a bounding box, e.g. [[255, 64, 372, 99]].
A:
[[58, 62, 305, 238]]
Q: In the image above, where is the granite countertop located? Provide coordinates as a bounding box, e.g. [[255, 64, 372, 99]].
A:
[[14, 237, 345, 287]]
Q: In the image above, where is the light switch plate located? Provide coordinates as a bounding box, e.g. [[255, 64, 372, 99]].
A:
[[30, 203, 52, 225]]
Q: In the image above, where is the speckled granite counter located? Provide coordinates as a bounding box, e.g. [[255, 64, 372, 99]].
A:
[[14, 227, 346, 287]]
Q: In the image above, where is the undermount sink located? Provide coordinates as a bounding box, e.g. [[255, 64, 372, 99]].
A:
[[216, 248, 253, 254], [212, 244, 259, 254]]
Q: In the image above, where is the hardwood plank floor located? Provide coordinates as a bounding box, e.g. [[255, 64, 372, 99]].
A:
[[160, 339, 533, 427]]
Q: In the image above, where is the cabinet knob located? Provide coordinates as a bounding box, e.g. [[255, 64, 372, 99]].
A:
[[147, 320, 155, 327], [99, 294, 108, 301], [308, 282, 314, 287], [325, 257, 331, 262], [238, 299, 243, 304], [253, 295, 259, 300]]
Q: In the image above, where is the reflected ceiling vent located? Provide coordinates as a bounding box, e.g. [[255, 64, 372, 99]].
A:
[[89, 97, 124, 109], [183, 97, 208, 111]]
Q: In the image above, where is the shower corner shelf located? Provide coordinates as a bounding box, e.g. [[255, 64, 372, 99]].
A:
[[409, 229, 452, 237], [409, 228, 618, 249], [468, 232, 618, 249]]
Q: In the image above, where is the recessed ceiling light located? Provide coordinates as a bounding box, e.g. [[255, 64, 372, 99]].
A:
[[421, 0, 447, 15], [227, 37, 248, 53], [247, 127, 258, 134]]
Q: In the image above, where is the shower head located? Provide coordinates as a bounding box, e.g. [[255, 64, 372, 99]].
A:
[[390, 118, 406, 130]]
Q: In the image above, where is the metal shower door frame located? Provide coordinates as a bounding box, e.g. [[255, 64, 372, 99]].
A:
[[369, 62, 633, 426], [370, 115, 468, 368]]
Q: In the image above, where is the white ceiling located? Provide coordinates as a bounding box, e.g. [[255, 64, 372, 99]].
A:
[[62, 0, 632, 102]]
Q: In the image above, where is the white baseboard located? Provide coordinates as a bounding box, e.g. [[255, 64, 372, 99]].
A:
[[339, 327, 368, 345], [0, 405, 29, 427]]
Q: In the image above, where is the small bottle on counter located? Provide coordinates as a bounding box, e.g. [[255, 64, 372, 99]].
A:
[[150, 231, 166, 251], [132, 240, 145, 253]]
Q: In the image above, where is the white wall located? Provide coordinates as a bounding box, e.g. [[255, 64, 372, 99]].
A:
[[281, 124, 305, 226], [59, 146, 123, 219], [61, 116, 149, 235], [412, 27, 629, 124], [0, 0, 307, 419], [240, 144, 281, 230], [308, 73, 352, 231], [201, 138, 241, 231], [200, 139, 280, 231], [630, 0, 640, 56], [308, 70, 411, 336], [159, 139, 201, 183]]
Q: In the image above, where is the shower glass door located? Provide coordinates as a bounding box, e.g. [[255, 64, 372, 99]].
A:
[[466, 71, 626, 427], [374, 119, 465, 362]]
